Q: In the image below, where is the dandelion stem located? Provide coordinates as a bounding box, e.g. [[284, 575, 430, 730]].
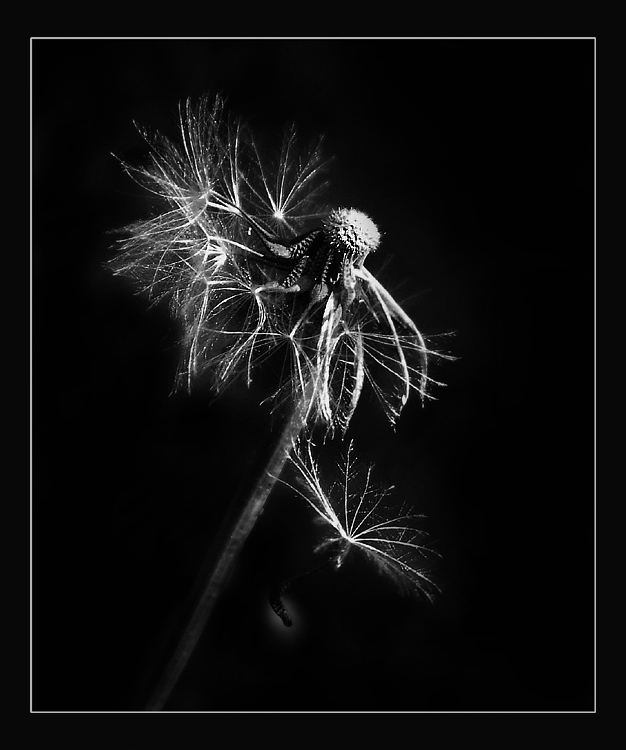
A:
[[144, 387, 312, 711]]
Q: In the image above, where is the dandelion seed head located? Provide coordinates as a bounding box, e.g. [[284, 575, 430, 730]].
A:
[[109, 95, 449, 430], [323, 207, 381, 258]]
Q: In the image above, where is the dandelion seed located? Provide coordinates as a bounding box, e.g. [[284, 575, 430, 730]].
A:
[[269, 580, 295, 627], [268, 558, 331, 627], [108, 95, 448, 433], [279, 439, 440, 602]]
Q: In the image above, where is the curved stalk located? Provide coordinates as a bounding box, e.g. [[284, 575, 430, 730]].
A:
[[145, 388, 311, 711]]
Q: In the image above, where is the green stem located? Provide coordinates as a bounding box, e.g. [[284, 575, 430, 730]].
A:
[[144, 390, 311, 711]]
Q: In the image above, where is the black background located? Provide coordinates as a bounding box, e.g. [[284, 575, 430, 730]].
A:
[[32, 38, 594, 712]]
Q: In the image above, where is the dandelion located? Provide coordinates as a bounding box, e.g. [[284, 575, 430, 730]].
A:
[[108, 95, 444, 433], [107, 95, 449, 709]]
